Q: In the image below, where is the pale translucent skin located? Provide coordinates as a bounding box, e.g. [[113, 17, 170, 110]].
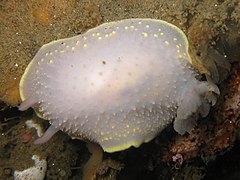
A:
[[19, 19, 219, 152]]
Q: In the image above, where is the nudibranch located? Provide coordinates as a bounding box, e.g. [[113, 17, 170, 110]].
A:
[[19, 18, 219, 153]]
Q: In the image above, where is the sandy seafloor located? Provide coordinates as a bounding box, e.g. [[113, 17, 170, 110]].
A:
[[0, 0, 240, 179]]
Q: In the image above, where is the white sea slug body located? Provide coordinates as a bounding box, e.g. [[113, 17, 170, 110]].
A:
[[19, 18, 219, 153]]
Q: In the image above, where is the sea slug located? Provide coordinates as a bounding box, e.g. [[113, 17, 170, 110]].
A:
[[19, 18, 219, 152]]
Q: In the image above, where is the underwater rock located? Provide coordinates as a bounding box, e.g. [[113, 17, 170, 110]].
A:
[[14, 155, 47, 180]]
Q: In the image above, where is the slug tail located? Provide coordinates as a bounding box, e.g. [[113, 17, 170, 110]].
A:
[[18, 98, 37, 111], [34, 125, 59, 144]]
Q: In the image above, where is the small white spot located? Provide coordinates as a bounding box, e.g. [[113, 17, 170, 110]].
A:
[[71, 47, 75, 51], [160, 32, 164, 36], [98, 36, 102, 40], [104, 137, 109, 141], [173, 37, 177, 41], [124, 26, 129, 30], [142, 32, 148, 37], [96, 33, 100, 36], [132, 107, 136, 110], [145, 25, 150, 28], [153, 34, 158, 38], [83, 43, 88, 48], [164, 41, 170, 45], [138, 21, 142, 25]]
